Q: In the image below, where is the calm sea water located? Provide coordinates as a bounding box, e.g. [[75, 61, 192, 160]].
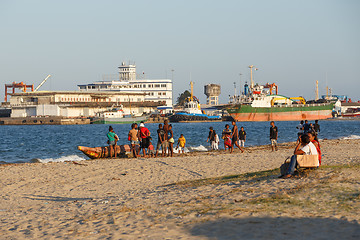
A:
[[1, 120, 359, 164]]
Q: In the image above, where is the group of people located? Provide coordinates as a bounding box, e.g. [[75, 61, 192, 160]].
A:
[[207, 121, 246, 153], [107, 120, 187, 158], [107, 119, 322, 178], [280, 120, 322, 179], [296, 119, 320, 137]]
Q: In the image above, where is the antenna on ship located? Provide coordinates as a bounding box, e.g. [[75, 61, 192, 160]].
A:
[[239, 73, 242, 95]]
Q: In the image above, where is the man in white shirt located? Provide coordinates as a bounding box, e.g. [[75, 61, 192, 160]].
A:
[[281, 134, 318, 179]]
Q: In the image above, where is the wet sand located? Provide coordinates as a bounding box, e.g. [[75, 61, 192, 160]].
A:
[[1, 139, 359, 239]]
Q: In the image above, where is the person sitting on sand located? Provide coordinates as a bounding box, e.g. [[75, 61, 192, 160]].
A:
[[222, 124, 232, 152], [128, 123, 139, 158], [176, 134, 186, 154], [107, 126, 119, 158], [281, 134, 318, 179], [308, 131, 321, 166], [167, 125, 174, 157]]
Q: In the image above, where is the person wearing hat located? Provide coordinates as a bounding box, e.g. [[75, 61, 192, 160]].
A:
[[138, 122, 151, 157], [206, 126, 216, 150]]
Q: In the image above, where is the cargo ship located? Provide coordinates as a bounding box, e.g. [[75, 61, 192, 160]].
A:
[[226, 66, 334, 122]]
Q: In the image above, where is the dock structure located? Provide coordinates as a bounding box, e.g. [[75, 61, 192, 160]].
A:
[[4, 82, 34, 102], [0, 116, 90, 125]]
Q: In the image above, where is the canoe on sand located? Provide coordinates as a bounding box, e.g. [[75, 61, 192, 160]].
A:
[[78, 145, 135, 159]]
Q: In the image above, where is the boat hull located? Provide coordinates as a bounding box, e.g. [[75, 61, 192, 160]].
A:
[[169, 113, 221, 122], [226, 103, 334, 122], [78, 145, 134, 159]]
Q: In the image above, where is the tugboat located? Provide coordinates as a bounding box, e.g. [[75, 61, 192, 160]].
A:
[[169, 82, 221, 122]]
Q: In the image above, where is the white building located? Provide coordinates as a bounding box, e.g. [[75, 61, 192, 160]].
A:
[[78, 62, 173, 107], [9, 91, 161, 118]]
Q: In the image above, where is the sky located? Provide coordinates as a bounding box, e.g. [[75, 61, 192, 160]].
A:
[[1, 0, 359, 104]]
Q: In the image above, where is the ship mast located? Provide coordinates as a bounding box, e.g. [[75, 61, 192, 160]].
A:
[[248, 65, 257, 89], [190, 81, 194, 102], [315, 80, 319, 100]]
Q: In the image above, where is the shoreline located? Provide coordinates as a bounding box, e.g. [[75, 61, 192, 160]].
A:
[[1, 135, 360, 165], [1, 138, 359, 239]]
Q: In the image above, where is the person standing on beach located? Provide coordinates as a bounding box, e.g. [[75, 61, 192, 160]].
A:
[[239, 126, 246, 147], [128, 123, 139, 158], [167, 124, 174, 157], [163, 119, 169, 156], [107, 126, 119, 158], [270, 121, 278, 151], [231, 121, 244, 153], [206, 127, 216, 150], [155, 124, 166, 157], [176, 134, 186, 154], [314, 120, 320, 134], [222, 124, 232, 152], [303, 120, 310, 133], [214, 132, 219, 150], [138, 122, 150, 157], [296, 120, 304, 137]]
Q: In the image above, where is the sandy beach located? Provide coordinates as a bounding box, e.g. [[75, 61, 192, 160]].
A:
[[1, 139, 359, 239]]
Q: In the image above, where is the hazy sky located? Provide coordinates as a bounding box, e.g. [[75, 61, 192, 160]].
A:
[[1, 0, 359, 104]]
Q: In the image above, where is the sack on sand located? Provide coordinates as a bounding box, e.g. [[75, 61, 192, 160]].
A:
[[296, 155, 319, 168], [280, 157, 291, 176]]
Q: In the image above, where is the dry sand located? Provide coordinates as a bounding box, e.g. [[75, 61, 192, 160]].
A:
[[1, 139, 359, 239]]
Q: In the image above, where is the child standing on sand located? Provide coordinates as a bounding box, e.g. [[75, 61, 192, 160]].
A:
[[239, 126, 246, 147], [148, 140, 155, 157], [176, 134, 186, 154]]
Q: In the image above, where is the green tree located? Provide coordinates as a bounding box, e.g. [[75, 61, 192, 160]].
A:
[[176, 90, 191, 106]]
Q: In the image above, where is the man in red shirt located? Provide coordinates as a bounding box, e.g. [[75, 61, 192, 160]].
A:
[[138, 122, 151, 157]]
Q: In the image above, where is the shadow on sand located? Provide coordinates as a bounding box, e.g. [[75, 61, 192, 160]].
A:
[[23, 194, 93, 202], [189, 216, 360, 240]]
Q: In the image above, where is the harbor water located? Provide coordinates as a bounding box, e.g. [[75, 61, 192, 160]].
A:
[[1, 120, 360, 164]]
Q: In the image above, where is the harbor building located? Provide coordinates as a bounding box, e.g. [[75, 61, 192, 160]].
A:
[[78, 62, 173, 107], [204, 84, 221, 105], [9, 91, 163, 118]]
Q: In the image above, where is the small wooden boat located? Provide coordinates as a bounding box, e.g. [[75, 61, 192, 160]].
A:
[[78, 145, 136, 159]]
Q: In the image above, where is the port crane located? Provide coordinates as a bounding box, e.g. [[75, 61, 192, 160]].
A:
[[34, 75, 51, 92]]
